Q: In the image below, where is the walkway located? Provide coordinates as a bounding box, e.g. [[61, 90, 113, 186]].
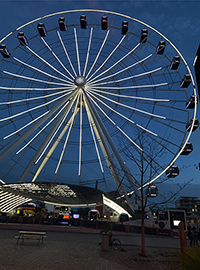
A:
[[0, 225, 182, 270]]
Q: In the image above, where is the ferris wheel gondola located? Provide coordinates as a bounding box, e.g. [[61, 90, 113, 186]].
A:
[[0, 10, 197, 213]]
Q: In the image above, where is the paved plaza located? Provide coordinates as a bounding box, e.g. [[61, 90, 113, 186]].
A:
[[0, 225, 182, 270]]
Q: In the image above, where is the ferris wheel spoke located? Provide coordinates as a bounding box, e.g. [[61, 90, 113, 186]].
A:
[[86, 88, 169, 102], [78, 92, 83, 182], [0, 93, 74, 163], [40, 37, 75, 81], [87, 90, 158, 136], [74, 28, 81, 76], [151, 101, 187, 112], [89, 67, 163, 86], [86, 30, 110, 79], [83, 92, 134, 195], [87, 35, 126, 81], [0, 85, 71, 92], [18, 91, 80, 183], [13, 57, 70, 84], [83, 27, 93, 77], [35, 98, 79, 166], [83, 94, 105, 174], [87, 53, 153, 85], [86, 91, 143, 152], [0, 10, 197, 208], [89, 42, 141, 83], [57, 31, 77, 78], [26, 46, 73, 82], [32, 97, 80, 182], [55, 91, 81, 174], [16, 96, 74, 155], [0, 91, 71, 122], [88, 82, 168, 91], [2, 70, 70, 87], [0, 89, 72, 105], [3, 111, 49, 140], [88, 88, 186, 134], [88, 90, 166, 119]]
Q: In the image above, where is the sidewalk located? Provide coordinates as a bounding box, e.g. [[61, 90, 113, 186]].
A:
[[0, 225, 182, 270]]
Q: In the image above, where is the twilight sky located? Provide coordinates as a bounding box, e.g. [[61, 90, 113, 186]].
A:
[[0, 0, 199, 200]]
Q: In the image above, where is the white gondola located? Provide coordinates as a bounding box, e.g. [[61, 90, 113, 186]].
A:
[[166, 165, 179, 178], [156, 41, 166, 54], [17, 32, 28, 46]]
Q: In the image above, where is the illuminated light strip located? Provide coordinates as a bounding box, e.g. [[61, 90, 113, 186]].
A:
[[0, 191, 31, 212], [44, 201, 96, 207], [102, 194, 131, 217], [86, 88, 169, 102], [74, 28, 81, 76], [87, 35, 126, 81], [0, 193, 11, 200], [90, 67, 163, 86], [88, 90, 166, 119], [83, 27, 93, 77], [89, 43, 141, 83], [83, 95, 104, 173], [41, 37, 74, 80], [13, 56, 69, 84], [86, 92, 146, 151], [55, 92, 81, 174], [88, 82, 168, 90], [4, 111, 49, 139], [16, 99, 71, 154], [57, 31, 77, 77], [78, 92, 83, 177], [2, 70, 69, 87], [35, 95, 78, 165], [27, 46, 73, 82], [0, 91, 71, 122], [87, 90, 157, 136], [1, 198, 31, 212], [0, 86, 69, 91], [86, 30, 110, 79], [2, 194, 19, 206], [87, 53, 153, 84]]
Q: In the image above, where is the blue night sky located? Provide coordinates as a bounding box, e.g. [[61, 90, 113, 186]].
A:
[[0, 0, 200, 201]]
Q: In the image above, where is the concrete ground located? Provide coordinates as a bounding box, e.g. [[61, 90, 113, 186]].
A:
[[0, 224, 182, 270]]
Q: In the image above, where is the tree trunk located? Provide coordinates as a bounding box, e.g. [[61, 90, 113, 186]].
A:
[[141, 206, 146, 256]]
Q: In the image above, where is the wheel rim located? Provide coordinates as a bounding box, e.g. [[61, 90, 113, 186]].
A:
[[0, 10, 197, 197]]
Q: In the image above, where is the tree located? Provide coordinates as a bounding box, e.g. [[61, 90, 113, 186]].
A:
[[120, 131, 192, 256]]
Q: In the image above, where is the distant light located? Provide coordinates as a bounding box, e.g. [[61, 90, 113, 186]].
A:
[[173, 220, 181, 226]]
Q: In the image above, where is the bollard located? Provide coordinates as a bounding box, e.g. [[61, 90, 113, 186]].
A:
[[102, 233, 109, 251], [178, 221, 187, 254]]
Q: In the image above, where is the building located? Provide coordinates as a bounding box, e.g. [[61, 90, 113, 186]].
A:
[[175, 196, 200, 214]]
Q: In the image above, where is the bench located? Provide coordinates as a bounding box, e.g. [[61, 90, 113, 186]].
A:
[[15, 231, 46, 245]]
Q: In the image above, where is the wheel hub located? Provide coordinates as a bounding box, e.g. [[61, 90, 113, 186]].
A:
[[74, 76, 87, 87]]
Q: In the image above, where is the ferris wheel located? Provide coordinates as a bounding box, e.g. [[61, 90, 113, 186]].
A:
[[0, 10, 198, 202]]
